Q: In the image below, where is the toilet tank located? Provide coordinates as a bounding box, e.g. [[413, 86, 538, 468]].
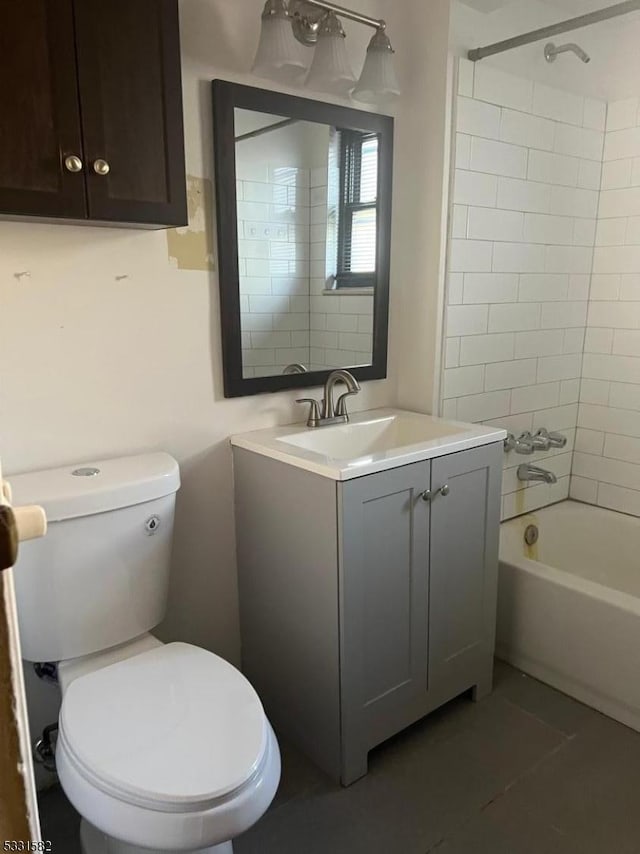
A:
[[10, 453, 180, 663]]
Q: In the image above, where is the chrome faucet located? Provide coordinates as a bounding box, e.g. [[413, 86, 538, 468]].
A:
[[534, 428, 567, 449], [504, 433, 536, 454], [297, 369, 361, 428], [517, 464, 558, 485], [505, 429, 568, 454]]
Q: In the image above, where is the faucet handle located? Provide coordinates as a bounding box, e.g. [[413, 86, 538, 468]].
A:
[[529, 430, 551, 451], [507, 432, 535, 455], [504, 433, 517, 452], [535, 428, 567, 449], [335, 390, 357, 419], [296, 398, 321, 428]]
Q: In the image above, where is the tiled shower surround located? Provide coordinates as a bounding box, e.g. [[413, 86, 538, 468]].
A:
[[573, 97, 640, 516], [442, 60, 607, 520]]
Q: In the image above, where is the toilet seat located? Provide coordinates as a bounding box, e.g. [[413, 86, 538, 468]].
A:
[[59, 642, 269, 812], [57, 716, 280, 852]]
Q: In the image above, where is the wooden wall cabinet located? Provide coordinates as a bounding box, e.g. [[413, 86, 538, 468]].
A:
[[234, 442, 503, 786], [0, 0, 187, 228]]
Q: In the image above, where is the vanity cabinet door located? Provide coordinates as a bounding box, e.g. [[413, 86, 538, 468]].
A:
[[0, 0, 87, 219], [339, 461, 431, 784], [428, 443, 502, 701], [73, 0, 187, 226]]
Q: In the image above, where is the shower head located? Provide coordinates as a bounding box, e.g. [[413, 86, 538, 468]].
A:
[[544, 42, 591, 64]]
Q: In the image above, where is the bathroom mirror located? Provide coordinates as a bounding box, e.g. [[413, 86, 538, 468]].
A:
[[212, 80, 393, 398]]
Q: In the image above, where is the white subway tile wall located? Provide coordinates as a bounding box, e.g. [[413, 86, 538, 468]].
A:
[[239, 132, 374, 377], [574, 94, 640, 515], [238, 164, 312, 377], [442, 60, 605, 520]]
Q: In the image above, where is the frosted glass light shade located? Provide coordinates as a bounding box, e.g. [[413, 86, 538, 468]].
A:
[[306, 14, 356, 95], [252, 5, 308, 83], [352, 30, 401, 104]]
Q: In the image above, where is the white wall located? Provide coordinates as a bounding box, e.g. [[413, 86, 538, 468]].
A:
[[440, 59, 606, 519], [0, 0, 453, 678], [390, 0, 453, 415], [573, 97, 640, 515]]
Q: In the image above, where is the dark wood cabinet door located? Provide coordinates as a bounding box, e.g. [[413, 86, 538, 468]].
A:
[[73, 0, 187, 227], [0, 0, 86, 219]]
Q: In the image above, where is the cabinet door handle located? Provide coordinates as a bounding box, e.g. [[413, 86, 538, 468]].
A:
[[64, 155, 83, 173], [421, 485, 450, 502], [93, 159, 111, 176]]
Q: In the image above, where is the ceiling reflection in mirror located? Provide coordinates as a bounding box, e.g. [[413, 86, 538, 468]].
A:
[[235, 108, 379, 380]]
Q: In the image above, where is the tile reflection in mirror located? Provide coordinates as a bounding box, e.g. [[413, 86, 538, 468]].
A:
[[235, 108, 376, 380]]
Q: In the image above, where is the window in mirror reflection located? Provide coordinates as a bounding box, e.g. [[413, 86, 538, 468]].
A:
[[234, 109, 375, 380], [336, 131, 379, 289]]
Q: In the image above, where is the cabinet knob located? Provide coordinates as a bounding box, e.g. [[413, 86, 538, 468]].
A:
[[93, 159, 110, 176], [421, 485, 450, 502], [64, 155, 83, 173]]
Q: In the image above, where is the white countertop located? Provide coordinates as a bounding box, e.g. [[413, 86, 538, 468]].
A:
[[230, 408, 507, 481]]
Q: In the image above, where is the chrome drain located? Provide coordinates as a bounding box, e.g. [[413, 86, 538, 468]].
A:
[[524, 524, 539, 547]]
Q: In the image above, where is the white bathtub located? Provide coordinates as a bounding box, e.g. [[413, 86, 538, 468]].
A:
[[498, 500, 640, 731]]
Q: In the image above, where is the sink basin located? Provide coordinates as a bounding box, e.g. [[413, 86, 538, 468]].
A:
[[278, 413, 465, 460], [231, 408, 507, 480]]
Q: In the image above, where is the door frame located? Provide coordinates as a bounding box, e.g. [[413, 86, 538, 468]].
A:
[[1, 460, 41, 842]]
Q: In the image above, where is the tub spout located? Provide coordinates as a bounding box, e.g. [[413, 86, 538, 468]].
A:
[[517, 464, 557, 485]]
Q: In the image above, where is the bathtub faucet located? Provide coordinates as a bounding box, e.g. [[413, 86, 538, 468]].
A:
[[517, 464, 557, 485], [534, 428, 567, 449]]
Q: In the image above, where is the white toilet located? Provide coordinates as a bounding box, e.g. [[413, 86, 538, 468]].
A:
[[11, 452, 280, 854]]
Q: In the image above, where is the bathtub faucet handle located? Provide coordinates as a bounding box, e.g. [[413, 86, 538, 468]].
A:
[[505, 432, 536, 455], [504, 433, 517, 452], [535, 428, 567, 449], [529, 430, 551, 451]]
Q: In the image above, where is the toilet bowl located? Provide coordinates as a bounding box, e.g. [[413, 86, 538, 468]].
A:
[[10, 454, 281, 853], [56, 641, 280, 853]]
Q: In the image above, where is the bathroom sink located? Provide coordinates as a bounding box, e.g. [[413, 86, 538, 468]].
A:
[[231, 409, 506, 480], [277, 413, 465, 460]]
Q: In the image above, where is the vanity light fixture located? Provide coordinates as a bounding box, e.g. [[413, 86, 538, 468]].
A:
[[252, 0, 401, 103], [351, 27, 400, 104], [305, 12, 356, 95], [252, 0, 309, 83]]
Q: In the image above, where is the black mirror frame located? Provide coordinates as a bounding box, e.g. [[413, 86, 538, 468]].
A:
[[212, 79, 394, 399]]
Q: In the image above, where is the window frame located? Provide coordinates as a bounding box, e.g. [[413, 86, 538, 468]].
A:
[[335, 130, 379, 290]]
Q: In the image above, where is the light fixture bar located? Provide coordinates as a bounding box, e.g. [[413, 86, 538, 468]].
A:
[[298, 0, 385, 32], [468, 0, 640, 62]]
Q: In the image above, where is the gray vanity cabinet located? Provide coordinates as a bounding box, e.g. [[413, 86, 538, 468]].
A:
[[340, 463, 431, 784], [233, 441, 502, 786], [429, 447, 501, 705]]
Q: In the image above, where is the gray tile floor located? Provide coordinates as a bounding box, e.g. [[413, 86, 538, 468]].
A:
[[39, 661, 640, 853]]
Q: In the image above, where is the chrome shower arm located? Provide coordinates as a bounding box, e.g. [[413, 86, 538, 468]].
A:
[[468, 0, 640, 61], [545, 42, 590, 63]]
